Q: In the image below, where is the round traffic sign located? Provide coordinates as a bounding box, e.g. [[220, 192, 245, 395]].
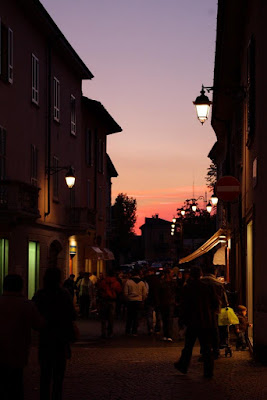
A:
[[215, 176, 240, 202]]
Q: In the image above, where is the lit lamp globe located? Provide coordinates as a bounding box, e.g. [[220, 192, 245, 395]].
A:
[[211, 194, 218, 206], [172, 217, 176, 223], [206, 201, 212, 213], [180, 209, 185, 216], [193, 87, 212, 125], [65, 167, 75, 188], [191, 202, 197, 212]]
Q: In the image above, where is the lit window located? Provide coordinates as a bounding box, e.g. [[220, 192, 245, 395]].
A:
[[53, 77, 60, 121], [32, 54, 39, 105], [70, 95, 76, 135]]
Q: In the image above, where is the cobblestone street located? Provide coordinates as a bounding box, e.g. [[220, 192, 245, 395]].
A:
[[24, 317, 267, 400]]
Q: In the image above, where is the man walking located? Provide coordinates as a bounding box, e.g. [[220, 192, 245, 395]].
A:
[[174, 265, 220, 378], [124, 269, 148, 336]]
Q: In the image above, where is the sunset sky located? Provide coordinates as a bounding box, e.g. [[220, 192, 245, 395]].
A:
[[42, 0, 218, 233]]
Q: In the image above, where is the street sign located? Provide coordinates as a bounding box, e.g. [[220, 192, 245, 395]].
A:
[[216, 176, 240, 202]]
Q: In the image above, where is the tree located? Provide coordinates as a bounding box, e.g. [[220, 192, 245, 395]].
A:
[[111, 193, 137, 265], [205, 162, 217, 191]]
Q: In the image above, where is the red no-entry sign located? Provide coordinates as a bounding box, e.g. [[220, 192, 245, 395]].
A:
[[216, 176, 240, 202]]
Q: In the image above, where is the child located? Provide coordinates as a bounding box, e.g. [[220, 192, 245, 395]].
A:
[[235, 305, 252, 350]]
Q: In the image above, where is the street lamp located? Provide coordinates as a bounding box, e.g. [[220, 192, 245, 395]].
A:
[[47, 165, 76, 189], [211, 193, 218, 206], [193, 85, 213, 125], [45, 165, 76, 217], [64, 167, 76, 188]]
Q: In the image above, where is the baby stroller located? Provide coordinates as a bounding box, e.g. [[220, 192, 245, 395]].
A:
[[218, 305, 239, 357]]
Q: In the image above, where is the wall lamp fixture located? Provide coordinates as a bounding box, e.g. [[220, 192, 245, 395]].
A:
[[193, 85, 213, 125], [46, 165, 76, 189], [45, 165, 75, 217]]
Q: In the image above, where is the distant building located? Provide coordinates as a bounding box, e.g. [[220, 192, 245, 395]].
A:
[[139, 214, 173, 263], [0, 0, 121, 297]]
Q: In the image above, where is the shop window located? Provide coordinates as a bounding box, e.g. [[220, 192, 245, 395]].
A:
[[0, 238, 8, 295], [28, 241, 39, 299]]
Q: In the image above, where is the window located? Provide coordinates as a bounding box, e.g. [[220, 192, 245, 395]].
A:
[[87, 179, 91, 208], [28, 241, 39, 299], [30, 145, 38, 186], [0, 238, 9, 295], [0, 19, 13, 83], [86, 129, 93, 166], [97, 139, 104, 173], [0, 126, 6, 180], [53, 156, 59, 199], [53, 77, 60, 121], [32, 54, 39, 105], [70, 95, 76, 135]]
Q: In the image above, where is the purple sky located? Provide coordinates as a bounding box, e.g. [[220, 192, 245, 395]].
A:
[[41, 0, 218, 233]]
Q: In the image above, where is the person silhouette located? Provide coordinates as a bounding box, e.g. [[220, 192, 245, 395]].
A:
[[33, 267, 77, 400], [0, 274, 43, 400]]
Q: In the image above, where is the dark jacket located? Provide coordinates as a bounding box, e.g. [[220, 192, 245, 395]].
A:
[[0, 293, 43, 367], [236, 312, 250, 333], [179, 278, 220, 329], [33, 288, 76, 356], [201, 274, 228, 308], [158, 278, 177, 307], [145, 274, 160, 306]]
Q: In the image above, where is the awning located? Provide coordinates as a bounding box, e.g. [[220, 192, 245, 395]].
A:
[[179, 228, 229, 264], [85, 246, 104, 260], [101, 248, 115, 261], [213, 245, 226, 265]]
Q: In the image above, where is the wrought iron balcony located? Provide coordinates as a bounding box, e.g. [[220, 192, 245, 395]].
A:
[[0, 180, 40, 221]]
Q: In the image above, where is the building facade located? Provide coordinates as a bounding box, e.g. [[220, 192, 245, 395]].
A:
[[0, 0, 121, 297], [210, 0, 267, 360]]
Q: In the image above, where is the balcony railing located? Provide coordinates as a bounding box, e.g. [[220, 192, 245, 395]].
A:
[[68, 207, 96, 229], [0, 180, 40, 220]]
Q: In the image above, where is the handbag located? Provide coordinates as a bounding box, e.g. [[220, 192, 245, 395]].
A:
[[218, 306, 239, 326]]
